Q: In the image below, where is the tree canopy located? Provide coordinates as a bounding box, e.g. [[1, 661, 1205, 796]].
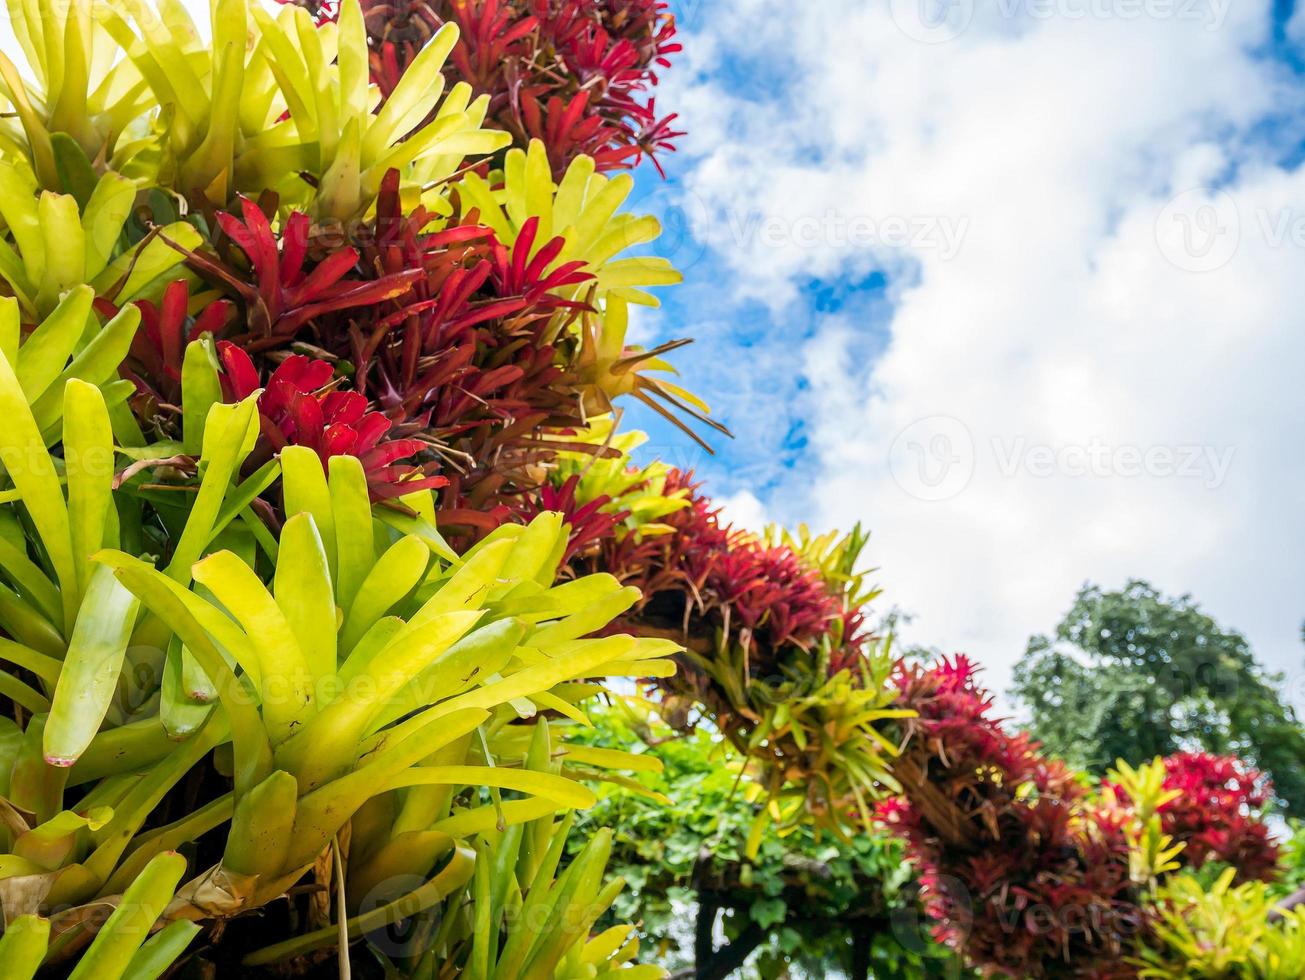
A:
[[1012, 580, 1305, 813]]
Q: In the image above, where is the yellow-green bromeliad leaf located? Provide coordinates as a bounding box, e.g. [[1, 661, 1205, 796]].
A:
[[457, 139, 681, 309], [0, 158, 199, 319], [90, 446, 679, 914], [248, 1, 510, 221]]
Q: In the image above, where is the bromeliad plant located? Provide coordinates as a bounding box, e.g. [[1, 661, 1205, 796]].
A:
[[510, 417, 690, 563], [0, 340, 679, 972], [1106, 753, 1281, 885], [883, 656, 1144, 978], [0, 156, 200, 320], [0, 0, 712, 971], [19, 0, 508, 212], [1132, 869, 1305, 979], [538, 444, 907, 845], [378, 721, 667, 980], [0, 853, 198, 980], [282, 0, 683, 177], [881, 656, 1292, 978]]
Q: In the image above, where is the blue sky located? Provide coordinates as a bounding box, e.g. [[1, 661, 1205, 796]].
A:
[[620, 19, 900, 508], [631, 0, 1305, 501], [625, 0, 1305, 706]]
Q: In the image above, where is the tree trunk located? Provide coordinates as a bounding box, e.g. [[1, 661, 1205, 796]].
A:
[[851, 924, 871, 979], [694, 894, 718, 971], [695, 918, 768, 980], [849, 914, 890, 979]]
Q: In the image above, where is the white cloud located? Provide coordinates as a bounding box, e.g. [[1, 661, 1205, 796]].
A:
[[716, 489, 770, 533], [669, 0, 1305, 706]]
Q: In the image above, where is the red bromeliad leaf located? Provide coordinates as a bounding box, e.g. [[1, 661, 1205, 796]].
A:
[[488, 217, 593, 306], [187, 198, 425, 348], [218, 343, 448, 501], [103, 280, 235, 429], [511, 474, 628, 565]]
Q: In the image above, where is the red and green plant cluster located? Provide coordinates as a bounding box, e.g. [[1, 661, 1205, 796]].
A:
[[285, 0, 682, 175], [1, 0, 1298, 976], [881, 656, 1287, 978], [1114, 751, 1280, 884], [540, 457, 908, 834], [592, 472, 866, 673], [883, 656, 1141, 978]]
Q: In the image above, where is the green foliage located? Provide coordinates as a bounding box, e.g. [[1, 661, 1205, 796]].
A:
[[765, 523, 881, 615], [569, 706, 957, 978], [246, 722, 659, 978], [0, 157, 199, 319], [1132, 868, 1305, 979], [0, 0, 508, 212], [1012, 580, 1305, 812], [1103, 758, 1186, 886], [0, 345, 676, 972], [1281, 821, 1305, 895], [0, 851, 194, 979]]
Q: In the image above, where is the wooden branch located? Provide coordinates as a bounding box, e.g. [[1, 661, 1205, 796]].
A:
[[851, 925, 872, 980], [694, 893, 718, 973], [893, 755, 977, 850], [693, 848, 718, 972], [1270, 885, 1305, 924]]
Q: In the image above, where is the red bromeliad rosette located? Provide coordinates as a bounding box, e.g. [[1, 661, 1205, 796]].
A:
[[885, 656, 1142, 978], [883, 657, 1285, 977], [1103, 752, 1281, 884], [217, 344, 448, 501]]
